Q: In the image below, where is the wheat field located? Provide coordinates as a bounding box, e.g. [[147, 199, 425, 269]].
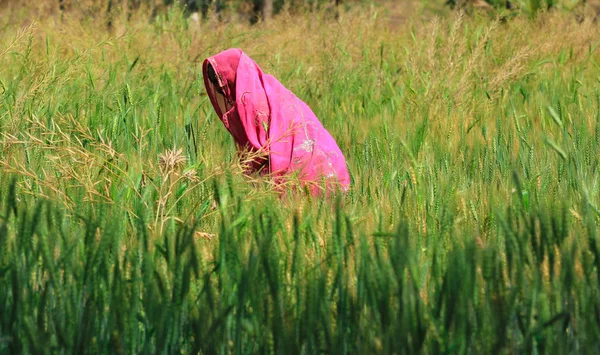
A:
[[1, 2, 600, 353]]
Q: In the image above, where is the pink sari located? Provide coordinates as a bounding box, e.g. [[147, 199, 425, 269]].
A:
[[202, 48, 350, 195]]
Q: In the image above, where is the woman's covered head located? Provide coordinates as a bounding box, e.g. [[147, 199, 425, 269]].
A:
[[206, 63, 224, 96], [202, 49, 247, 119]]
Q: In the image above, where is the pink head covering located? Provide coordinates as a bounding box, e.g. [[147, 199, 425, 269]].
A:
[[203, 48, 350, 195]]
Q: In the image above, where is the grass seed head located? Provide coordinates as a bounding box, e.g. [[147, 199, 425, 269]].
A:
[[158, 147, 186, 175]]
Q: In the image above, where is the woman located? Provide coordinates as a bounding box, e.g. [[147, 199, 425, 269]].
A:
[[202, 48, 350, 195]]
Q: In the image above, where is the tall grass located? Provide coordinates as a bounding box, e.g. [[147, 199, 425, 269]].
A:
[[1, 5, 600, 353]]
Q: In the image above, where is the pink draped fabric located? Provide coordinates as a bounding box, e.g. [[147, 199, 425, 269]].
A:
[[202, 48, 350, 195]]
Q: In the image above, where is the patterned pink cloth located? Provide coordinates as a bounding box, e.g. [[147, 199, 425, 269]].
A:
[[203, 48, 350, 195]]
